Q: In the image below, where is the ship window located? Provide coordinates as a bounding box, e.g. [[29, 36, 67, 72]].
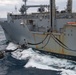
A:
[[24, 39, 26, 41], [45, 16, 47, 18], [32, 15, 34, 17], [40, 19, 42, 21], [14, 15, 18, 19], [9, 14, 12, 16], [29, 20, 33, 25]]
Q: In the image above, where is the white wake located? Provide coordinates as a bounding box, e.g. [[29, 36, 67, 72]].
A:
[[7, 43, 76, 75]]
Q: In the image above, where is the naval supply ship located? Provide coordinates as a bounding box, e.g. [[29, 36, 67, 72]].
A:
[[0, 0, 76, 61]]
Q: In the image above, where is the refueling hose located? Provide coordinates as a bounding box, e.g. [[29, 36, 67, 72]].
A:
[[51, 34, 76, 51], [28, 34, 49, 45]]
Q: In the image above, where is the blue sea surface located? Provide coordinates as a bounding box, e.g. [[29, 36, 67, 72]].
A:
[[0, 26, 76, 75]]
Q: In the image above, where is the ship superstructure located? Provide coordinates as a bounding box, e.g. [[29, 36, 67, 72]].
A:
[[1, 0, 76, 61]]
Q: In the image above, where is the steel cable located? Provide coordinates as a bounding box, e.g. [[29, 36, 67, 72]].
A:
[[51, 34, 76, 52], [28, 34, 49, 45]]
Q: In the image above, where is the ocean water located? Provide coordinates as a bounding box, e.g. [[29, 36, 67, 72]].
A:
[[0, 26, 76, 75]]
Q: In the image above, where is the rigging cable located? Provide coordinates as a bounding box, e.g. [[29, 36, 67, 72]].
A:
[[28, 34, 49, 45], [52, 34, 68, 48], [39, 35, 51, 49], [51, 33, 76, 52]]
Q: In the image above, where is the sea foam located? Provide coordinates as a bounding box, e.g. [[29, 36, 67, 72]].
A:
[[8, 44, 76, 75]]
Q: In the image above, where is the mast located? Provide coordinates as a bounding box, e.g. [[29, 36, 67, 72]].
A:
[[23, 0, 27, 5], [23, 0, 27, 14], [50, 0, 55, 32], [67, 0, 72, 13], [20, 0, 27, 14]]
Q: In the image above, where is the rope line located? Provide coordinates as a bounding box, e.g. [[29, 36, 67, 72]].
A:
[[28, 34, 49, 45], [51, 34, 76, 52], [39, 35, 51, 49]]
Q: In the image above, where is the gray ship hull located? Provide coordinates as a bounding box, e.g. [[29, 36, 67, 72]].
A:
[[1, 21, 76, 61], [0, 21, 34, 44], [1, 0, 76, 61]]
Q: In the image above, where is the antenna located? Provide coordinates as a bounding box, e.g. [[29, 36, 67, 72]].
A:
[[23, 0, 27, 2], [67, 0, 72, 13], [15, 6, 17, 12], [20, 0, 28, 14], [23, 0, 27, 4]]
